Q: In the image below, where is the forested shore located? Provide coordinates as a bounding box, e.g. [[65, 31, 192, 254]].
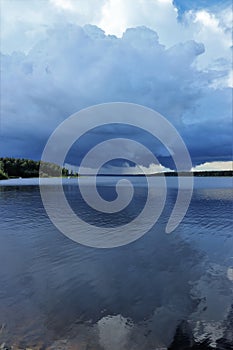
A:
[[0, 157, 69, 179]]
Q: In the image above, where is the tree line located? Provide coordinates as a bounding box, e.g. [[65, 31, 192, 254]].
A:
[[0, 157, 69, 180], [155, 170, 233, 177]]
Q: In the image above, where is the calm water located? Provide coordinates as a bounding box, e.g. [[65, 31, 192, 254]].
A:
[[0, 177, 232, 349]]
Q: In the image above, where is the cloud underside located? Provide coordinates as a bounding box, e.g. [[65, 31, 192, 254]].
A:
[[0, 0, 232, 170]]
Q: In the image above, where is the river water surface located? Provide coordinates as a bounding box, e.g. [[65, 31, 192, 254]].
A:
[[0, 177, 232, 349]]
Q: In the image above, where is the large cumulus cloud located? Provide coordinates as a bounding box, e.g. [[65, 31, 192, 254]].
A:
[[0, 21, 232, 168]]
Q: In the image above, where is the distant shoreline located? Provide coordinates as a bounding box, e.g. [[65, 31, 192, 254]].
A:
[[0, 157, 232, 180], [80, 171, 233, 177], [0, 171, 232, 180]]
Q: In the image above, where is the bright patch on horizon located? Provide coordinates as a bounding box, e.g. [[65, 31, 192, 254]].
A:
[[192, 161, 233, 172]]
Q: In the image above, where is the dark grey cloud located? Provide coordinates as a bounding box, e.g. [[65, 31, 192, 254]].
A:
[[0, 24, 232, 168]]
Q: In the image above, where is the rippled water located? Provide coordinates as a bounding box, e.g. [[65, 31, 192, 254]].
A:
[[0, 177, 232, 349]]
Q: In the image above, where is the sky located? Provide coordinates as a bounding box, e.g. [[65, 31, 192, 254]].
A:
[[0, 0, 232, 172]]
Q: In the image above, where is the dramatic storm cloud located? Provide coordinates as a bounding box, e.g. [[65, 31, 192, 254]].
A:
[[0, 0, 232, 169]]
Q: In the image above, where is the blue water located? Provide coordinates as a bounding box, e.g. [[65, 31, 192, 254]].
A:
[[0, 177, 232, 349]]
